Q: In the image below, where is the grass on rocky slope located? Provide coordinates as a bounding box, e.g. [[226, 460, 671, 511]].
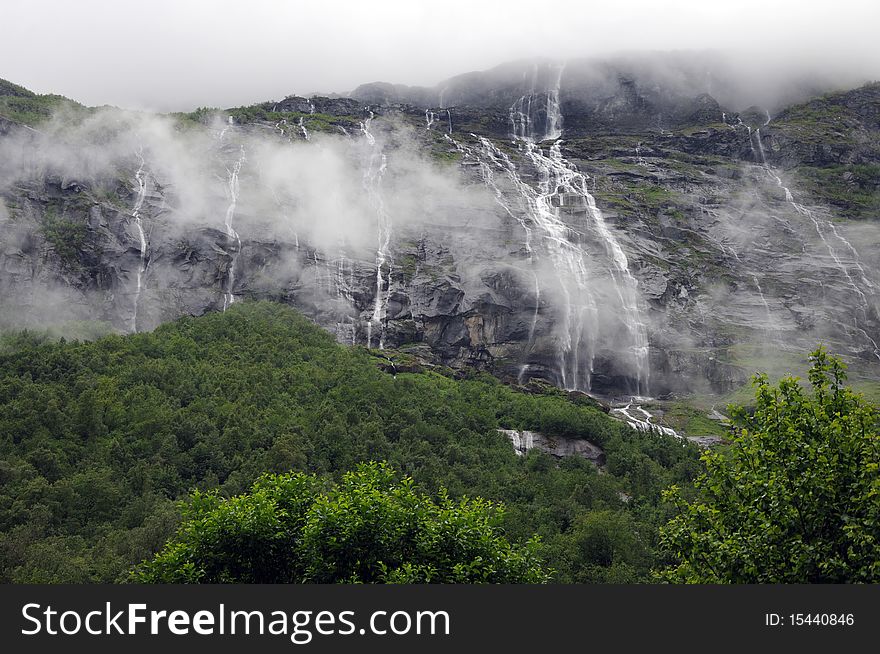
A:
[[0, 77, 87, 127], [773, 82, 880, 219]]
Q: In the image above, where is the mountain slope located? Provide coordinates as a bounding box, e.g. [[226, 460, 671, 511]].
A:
[[0, 59, 878, 408]]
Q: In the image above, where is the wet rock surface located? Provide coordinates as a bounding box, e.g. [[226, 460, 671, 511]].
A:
[[1, 63, 878, 404], [498, 429, 606, 464]]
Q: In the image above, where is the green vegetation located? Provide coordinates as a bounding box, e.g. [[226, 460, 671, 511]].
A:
[[39, 210, 88, 270], [772, 83, 880, 219], [661, 402, 728, 438], [0, 78, 35, 98], [0, 323, 115, 352], [134, 462, 548, 583], [659, 348, 879, 582], [399, 253, 419, 281], [0, 301, 699, 583], [774, 99, 858, 146], [172, 106, 221, 124], [430, 147, 461, 164], [230, 106, 358, 132], [0, 77, 86, 126], [794, 163, 880, 219], [596, 178, 683, 223], [175, 103, 360, 135]]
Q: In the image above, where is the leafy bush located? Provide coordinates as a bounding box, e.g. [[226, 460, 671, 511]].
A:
[[658, 348, 879, 583], [134, 462, 549, 583]]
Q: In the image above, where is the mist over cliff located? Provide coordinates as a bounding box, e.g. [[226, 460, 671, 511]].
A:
[[2, 50, 879, 415]]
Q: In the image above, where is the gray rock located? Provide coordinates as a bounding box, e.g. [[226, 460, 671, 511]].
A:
[[497, 429, 606, 465]]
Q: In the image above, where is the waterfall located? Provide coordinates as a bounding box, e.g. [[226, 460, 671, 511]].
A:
[[635, 142, 648, 167], [274, 118, 291, 142], [445, 133, 541, 381], [763, 167, 879, 361], [130, 147, 149, 332], [361, 112, 392, 348], [754, 129, 767, 164], [751, 274, 773, 330], [298, 117, 310, 141], [611, 400, 680, 439], [333, 252, 357, 346], [746, 125, 759, 162], [222, 146, 245, 311], [492, 61, 649, 393], [425, 110, 435, 130]]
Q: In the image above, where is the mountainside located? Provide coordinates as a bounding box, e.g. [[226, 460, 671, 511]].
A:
[[1, 58, 879, 427]]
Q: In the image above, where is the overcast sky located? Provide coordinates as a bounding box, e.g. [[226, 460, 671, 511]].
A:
[[4, 0, 879, 111]]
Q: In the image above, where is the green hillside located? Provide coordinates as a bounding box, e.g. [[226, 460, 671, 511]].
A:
[[0, 301, 699, 582], [0, 76, 85, 126]]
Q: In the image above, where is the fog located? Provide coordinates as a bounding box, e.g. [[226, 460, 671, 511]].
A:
[[0, 106, 513, 341], [3, 0, 880, 111]]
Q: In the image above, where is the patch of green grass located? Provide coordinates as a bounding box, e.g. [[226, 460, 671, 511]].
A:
[[39, 209, 88, 270], [676, 123, 729, 136], [430, 148, 461, 164], [0, 93, 86, 126], [622, 181, 679, 209], [793, 164, 880, 219], [400, 253, 419, 280], [598, 157, 640, 172], [660, 402, 730, 437]]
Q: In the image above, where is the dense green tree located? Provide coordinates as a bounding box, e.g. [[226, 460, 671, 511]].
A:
[[658, 348, 880, 583], [133, 462, 549, 583]]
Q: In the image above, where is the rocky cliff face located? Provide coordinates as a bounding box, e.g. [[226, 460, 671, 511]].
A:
[[1, 61, 878, 404]]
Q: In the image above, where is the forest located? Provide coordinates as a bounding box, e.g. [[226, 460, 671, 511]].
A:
[[0, 301, 702, 583]]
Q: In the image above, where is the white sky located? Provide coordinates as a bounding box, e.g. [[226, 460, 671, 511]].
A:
[[3, 0, 879, 111]]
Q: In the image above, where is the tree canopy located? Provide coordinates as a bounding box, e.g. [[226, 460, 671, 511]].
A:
[[0, 301, 697, 583], [658, 348, 880, 583], [133, 462, 549, 583]]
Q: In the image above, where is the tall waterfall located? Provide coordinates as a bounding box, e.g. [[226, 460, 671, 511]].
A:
[[130, 147, 149, 332], [222, 146, 245, 311], [747, 113, 878, 361], [763, 166, 880, 361], [361, 111, 393, 348], [488, 62, 650, 393]]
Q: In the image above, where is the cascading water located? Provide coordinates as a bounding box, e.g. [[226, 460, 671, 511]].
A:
[[425, 110, 435, 130], [130, 147, 149, 332], [445, 133, 542, 382], [611, 400, 680, 439], [746, 114, 878, 360], [762, 166, 879, 360], [360, 111, 392, 348], [509, 430, 535, 455], [222, 145, 245, 311], [754, 111, 770, 164], [751, 274, 773, 329], [334, 253, 358, 345], [494, 62, 649, 393]]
